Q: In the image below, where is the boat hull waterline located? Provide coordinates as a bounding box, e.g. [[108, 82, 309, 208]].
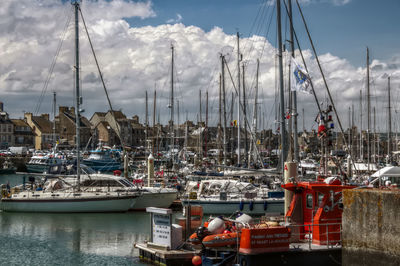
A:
[[1, 194, 137, 213]]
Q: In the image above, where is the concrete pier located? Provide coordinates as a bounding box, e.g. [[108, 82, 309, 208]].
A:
[[342, 188, 400, 266]]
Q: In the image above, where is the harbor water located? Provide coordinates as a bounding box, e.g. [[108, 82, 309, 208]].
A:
[[0, 174, 150, 265]]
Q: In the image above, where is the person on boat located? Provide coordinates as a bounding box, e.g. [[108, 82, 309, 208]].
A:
[[6, 181, 10, 193], [36, 184, 43, 191]]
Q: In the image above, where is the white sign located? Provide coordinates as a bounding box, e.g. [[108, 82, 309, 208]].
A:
[[152, 213, 171, 247]]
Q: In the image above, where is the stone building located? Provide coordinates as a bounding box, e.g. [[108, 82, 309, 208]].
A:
[[130, 115, 145, 148], [0, 102, 14, 149], [57, 106, 91, 148], [11, 119, 34, 147], [90, 110, 133, 148], [24, 113, 54, 150]]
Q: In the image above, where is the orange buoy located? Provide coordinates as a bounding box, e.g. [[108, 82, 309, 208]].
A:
[[192, 255, 202, 265]]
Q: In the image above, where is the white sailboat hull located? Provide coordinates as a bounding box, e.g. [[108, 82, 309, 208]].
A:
[[131, 190, 177, 210], [181, 198, 284, 215], [1, 193, 137, 213]]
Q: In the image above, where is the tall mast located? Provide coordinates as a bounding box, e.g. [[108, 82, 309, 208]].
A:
[[348, 106, 351, 159], [53, 91, 56, 150], [359, 90, 362, 160], [230, 92, 234, 159], [205, 91, 208, 158], [73, 0, 81, 191], [352, 103, 354, 156], [199, 90, 203, 158], [170, 45, 174, 161], [277, 0, 287, 171], [289, 0, 299, 162], [388, 76, 392, 164], [153, 90, 156, 154], [199, 90, 202, 123], [366, 47, 370, 171], [145, 90, 148, 148], [242, 63, 248, 162], [218, 74, 222, 163], [249, 59, 259, 167], [177, 99, 180, 152], [236, 32, 241, 165], [221, 55, 227, 165], [184, 111, 188, 155], [373, 106, 376, 163]]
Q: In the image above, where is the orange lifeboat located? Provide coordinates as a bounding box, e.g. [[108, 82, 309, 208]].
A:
[[202, 232, 239, 247]]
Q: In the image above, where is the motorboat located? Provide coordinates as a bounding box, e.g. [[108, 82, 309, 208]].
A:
[[181, 179, 284, 215], [83, 143, 122, 172], [26, 154, 64, 173], [0, 159, 16, 175]]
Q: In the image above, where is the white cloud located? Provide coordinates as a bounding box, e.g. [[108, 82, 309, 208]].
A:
[[166, 13, 183, 24], [0, 0, 397, 132]]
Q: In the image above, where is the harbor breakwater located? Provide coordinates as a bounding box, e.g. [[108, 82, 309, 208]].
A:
[[342, 188, 400, 265]]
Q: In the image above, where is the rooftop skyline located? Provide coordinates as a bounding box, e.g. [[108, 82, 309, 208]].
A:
[[0, 0, 399, 132]]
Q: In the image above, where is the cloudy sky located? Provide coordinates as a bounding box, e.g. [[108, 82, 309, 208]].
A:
[[0, 0, 399, 132]]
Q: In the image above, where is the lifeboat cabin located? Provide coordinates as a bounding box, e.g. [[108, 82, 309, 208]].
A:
[[282, 176, 356, 245]]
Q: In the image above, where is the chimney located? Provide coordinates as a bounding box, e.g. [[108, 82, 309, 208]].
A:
[[59, 106, 68, 114], [24, 112, 33, 123], [41, 114, 50, 121], [132, 115, 139, 124]]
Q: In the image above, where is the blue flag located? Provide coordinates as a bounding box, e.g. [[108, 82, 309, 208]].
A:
[[291, 57, 311, 94]]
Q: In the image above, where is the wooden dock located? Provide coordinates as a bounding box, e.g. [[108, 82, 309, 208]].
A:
[[135, 242, 200, 266]]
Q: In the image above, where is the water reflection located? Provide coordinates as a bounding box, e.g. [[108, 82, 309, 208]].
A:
[[0, 211, 150, 265]]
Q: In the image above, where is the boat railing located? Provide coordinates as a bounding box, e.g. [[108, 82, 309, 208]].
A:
[[287, 222, 342, 249]]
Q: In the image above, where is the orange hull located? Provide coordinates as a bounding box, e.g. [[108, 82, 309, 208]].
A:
[[202, 232, 239, 247], [239, 227, 290, 255]]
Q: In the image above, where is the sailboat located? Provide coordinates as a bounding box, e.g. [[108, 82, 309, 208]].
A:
[[0, 1, 138, 213]]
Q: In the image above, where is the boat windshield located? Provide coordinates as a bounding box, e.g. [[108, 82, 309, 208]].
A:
[[119, 179, 135, 187], [81, 165, 96, 174]]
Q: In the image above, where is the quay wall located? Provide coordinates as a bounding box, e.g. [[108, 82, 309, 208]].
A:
[[342, 189, 400, 265], [0, 157, 29, 171]]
